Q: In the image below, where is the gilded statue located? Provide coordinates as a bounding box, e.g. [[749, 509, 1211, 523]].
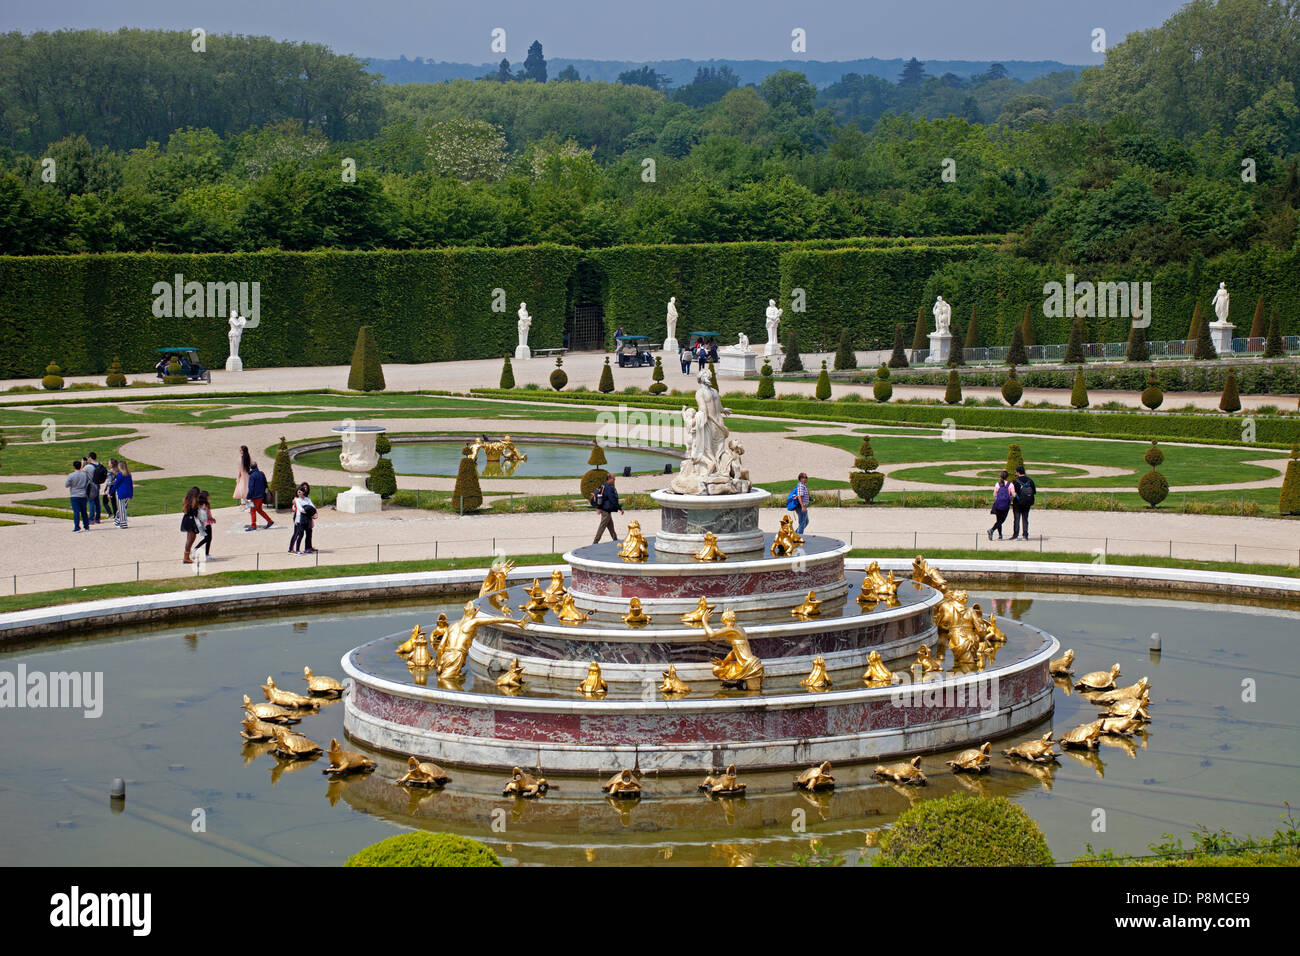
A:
[[577, 661, 608, 697], [911, 645, 944, 678], [680, 596, 716, 627], [1100, 715, 1143, 737], [693, 531, 727, 562], [395, 623, 423, 657], [1059, 720, 1105, 750], [396, 756, 449, 787], [242, 695, 300, 725], [801, 656, 833, 690], [873, 755, 927, 785], [791, 590, 822, 619], [911, 555, 947, 593], [436, 601, 526, 682], [1049, 648, 1075, 676], [324, 738, 376, 775], [556, 593, 590, 624], [1101, 697, 1150, 722], [699, 764, 746, 796], [1074, 663, 1121, 692], [863, 561, 900, 598], [1090, 677, 1149, 704], [272, 728, 323, 760], [428, 614, 450, 656], [659, 664, 690, 696], [618, 521, 649, 562], [982, 613, 1007, 644], [240, 715, 281, 741], [622, 597, 652, 628], [947, 742, 992, 773], [861, 650, 896, 686], [542, 569, 567, 605], [302, 666, 343, 697], [795, 761, 835, 791], [406, 628, 435, 670], [601, 769, 642, 799], [496, 658, 526, 689], [261, 676, 319, 710], [1002, 733, 1057, 763], [522, 580, 549, 614], [770, 514, 804, 557], [706, 608, 764, 690], [933, 587, 969, 634], [479, 556, 515, 597], [502, 768, 548, 798]]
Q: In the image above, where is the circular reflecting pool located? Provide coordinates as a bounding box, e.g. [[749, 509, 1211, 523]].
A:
[[293, 438, 678, 478]]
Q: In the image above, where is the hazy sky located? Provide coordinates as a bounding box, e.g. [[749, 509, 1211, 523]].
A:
[[1, 0, 1188, 63]]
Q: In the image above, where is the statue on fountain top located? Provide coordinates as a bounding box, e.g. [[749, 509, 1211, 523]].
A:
[[669, 368, 751, 495]]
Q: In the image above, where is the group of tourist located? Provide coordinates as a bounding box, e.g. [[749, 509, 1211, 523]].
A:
[[679, 339, 719, 374], [64, 452, 134, 531], [989, 466, 1036, 540]]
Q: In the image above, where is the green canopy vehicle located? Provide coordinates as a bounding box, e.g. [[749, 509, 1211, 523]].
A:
[[615, 335, 653, 367], [155, 347, 211, 382]]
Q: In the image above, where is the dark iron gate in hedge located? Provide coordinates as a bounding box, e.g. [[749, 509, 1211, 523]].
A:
[[567, 304, 606, 351]]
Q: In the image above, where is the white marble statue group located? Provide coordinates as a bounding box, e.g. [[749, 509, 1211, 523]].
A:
[[668, 366, 750, 496]]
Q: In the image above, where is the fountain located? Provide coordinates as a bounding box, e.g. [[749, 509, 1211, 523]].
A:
[[342, 371, 1059, 773]]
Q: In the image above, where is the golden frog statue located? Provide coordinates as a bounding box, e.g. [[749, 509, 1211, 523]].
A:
[[795, 761, 835, 791], [659, 664, 690, 696], [1002, 733, 1057, 763], [577, 661, 608, 697], [680, 596, 716, 627], [699, 764, 746, 796], [406, 628, 435, 670], [302, 666, 344, 697], [1090, 677, 1150, 704], [396, 756, 449, 787], [933, 587, 969, 634], [324, 738, 376, 775], [272, 728, 323, 760], [1049, 648, 1075, 676], [693, 532, 727, 562], [770, 514, 804, 557], [791, 590, 822, 619], [911, 555, 947, 593], [261, 676, 320, 711], [437, 601, 527, 682], [947, 742, 992, 773], [873, 755, 927, 785], [542, 569, 567, 605], [240, 715, 281, 741], [503, 767, 548, 798], [241, 694, 300, 725], [556, 593, 590, 624], [1074, 663, 1121, 692], [706, 608, 764, 690], [522, 580, 549, 615], [395, 623, 424, 657], [478, 556, 515, 597], [911, 644, 944, 678], [863, 561, 900, 598], [801, 656, 833, 690], [622, 597, 652, 628], [496, 658, 526, 689], [618, 521, 649, 562], [601, 769, 642, 799], [1059, 720, 1105, 750], [861, 650, 896, 686]]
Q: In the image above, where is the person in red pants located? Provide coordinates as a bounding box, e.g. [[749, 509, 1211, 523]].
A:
[[245, 462, 275, 531]]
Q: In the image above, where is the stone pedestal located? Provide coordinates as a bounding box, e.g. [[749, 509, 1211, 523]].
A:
[[514, 345, 531, 360], [1209, 321, 1235, 356], [663, 337, 679, 355], [650, 488, 767, 555], [925, 331, 952, 365], [336, 486, 382, 514], [331, 424, 386, 514], [764, 340, 781, 357], [716, 346, 758, 379], [225, 356, 243, 372]]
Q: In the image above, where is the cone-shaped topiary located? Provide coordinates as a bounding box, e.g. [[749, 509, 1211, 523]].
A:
[[875, 793, 1052, 867], [369, 457, 397, 499], [347, 325, 386, 391], [708, 358, 718, 390], [889, 323, 909, 368], [42, 361, 64, 390], [912, 304, 928, 354], [598, 356, 615, 393], [345, 831, 501, 868], [850, 435, 884, 503], [1140, 370, 1164, 410], [1249, 296, 1266, 339], [781, 330, 803, 373], [499, 355, 515, 389], [1193, 302, 1217, 360], [452, 447, 483, 512], [946, 318, 966, 367], [1219, 368, 1241, 412], [834, 328, 857, 370], [1065, 316, 1086, 365], [1279, 445, 1300, 515], [581, 440, 610, 498], [1144, 440, 1164, 468], [756, 361, 775, 399], [815, 360, 831, 400], [649, 356, 667, 394], [944, 368, 962, 404], [1006, 325, 1027, 366], [1125, 322, 1149, 362], [1263, 307, 1284, 358], [1006, 443, 1025, 475], [873, 363, 893, 402], [1070, 366, 1089, 409], [549, 355, 568, 390], [587, 439, 608, 468], [964, 305, 979, 350], [105, 356, 127, 388], [1001, 366, 1023, 406], [1021, 304, 1037, 347], [1186, 302, 1202, 342], [269, 436, 296, 509]]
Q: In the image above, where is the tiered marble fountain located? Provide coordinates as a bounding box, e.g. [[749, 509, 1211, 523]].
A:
[[343, 371, 1057, 773]]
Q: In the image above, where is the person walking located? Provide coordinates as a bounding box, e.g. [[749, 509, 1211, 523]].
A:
[[194, 490, 214, 559], [792, 472, 811, 535], [103, 459, 119, 520], [64, 460, 92, 532], [592, 474, 623, 544], [245, 462, 273, 530], [1011, 465, 1035, 540], [289, 483, 317, 555], [234, 445, 251, 509], [111, 461, 133, 528], [180, 486, 201, 564], [988, 471, 1014, 541], [83, 454, 103, 524], [679, 344, 692, 374]]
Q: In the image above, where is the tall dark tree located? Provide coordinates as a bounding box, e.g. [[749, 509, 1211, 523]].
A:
[[492, 58, 514, 83], [617, 66, 670, 90], [523, 41, 547, 83], [555, 64, 580, 82], [984, 63, 1008, 81], [898, 58, 926, 88]]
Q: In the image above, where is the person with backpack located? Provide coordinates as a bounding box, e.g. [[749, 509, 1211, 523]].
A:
[[988, 471, 1014, 541], [289, 483, 317, 555], [679, 345, 693, 374], [789, 472, 811, 535], [111, 461, 133, 528], [84, 453, 106, 524], [1011, 464, 1036, 540], [592, 474, 623, 544], [245, 462, 274, 531]]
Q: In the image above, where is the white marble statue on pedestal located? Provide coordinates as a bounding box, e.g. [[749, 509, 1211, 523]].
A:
[[737, 332, 749, 352], [669, 367, 751, 495], [1209, 281, 1234, 355], [932, 296, 952, 335], [226, 310, 247, 372], [764, 299, 783, 356], [515, 302, 532, 360], [926, 295, 954, 365], [664, 296, 679, 353]]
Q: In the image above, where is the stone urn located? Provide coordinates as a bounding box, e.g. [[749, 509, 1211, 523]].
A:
[[332, 424, 387, 513]]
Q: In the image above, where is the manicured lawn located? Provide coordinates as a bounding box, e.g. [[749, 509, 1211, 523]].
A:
[[21, 475, 235, 516], [0, 482, 45, 495], [0, 438, 158, 477]]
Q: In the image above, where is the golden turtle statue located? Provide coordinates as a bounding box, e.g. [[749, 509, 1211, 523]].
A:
[[601, 769, 642, 799], [706, 609, 764, 690], [947, 742, 992, 773], [680, 596, 716, 627], [659, 664, 690, 696], [873, 755, 927, 785], [794, 761, 835, 791], [496, 658, 526, 689], [240, 715, 281, 741], [272, 728, 323, 760], [622, 597, 652, 628], [503, 767, 549, 798], [577, 661, 608, 697], [542, 569, 567, 605], [790, 590, 822, 619], [801, 656, 833, 690], [693, 531, 727, 562], [699, 764, 746, 796], [618, 521, 649, 562], [1002, 733, 1057, 763], [770, 514, 804, 557], [302, 666, 344, 697], [1100, 715, 1143, 737], [1049, 648, 1075, 676], [556, 593, 590, 624], [396, 756, 450, 787], [1090, 677, 1150, 704], [861, 650, 896, 686], [1074, 663, 1121, 692], [1101, 697, 1150, 722], [324, 738, 376, 775], [241, 694, 300, 725], [261, 676, 320, 711], [1059, 720, 1105, 750]]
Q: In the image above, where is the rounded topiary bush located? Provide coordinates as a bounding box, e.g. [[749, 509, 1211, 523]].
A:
[[875, 793, 1052, 867], [1006, 443, 1025, 475], [375, 433, 392, 456], [499, 355, 515, 390], [872, 364, 892, 403], [164, 360, 188, 385], [1140, 371, 1163, 411], [1001, 367, 1023, 406], [580, 440, 609, 498], [549, 356, 567, 391], [105, 356, 127, 388], [1139, 469, 1169, 508], [649, 356, 667, 394], [345, 831, 501, 867], [42, 361, 64, 390], [756, 362, 775, 399], [369, 457, 397, 499], [944, 369, 962, 405], [1144, 441, 1164, 468], [850, 435, 883, 503]]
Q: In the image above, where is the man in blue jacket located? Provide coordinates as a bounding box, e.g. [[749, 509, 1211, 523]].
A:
[[592, 474, 623, 543], [245, 462, 274, 531]]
